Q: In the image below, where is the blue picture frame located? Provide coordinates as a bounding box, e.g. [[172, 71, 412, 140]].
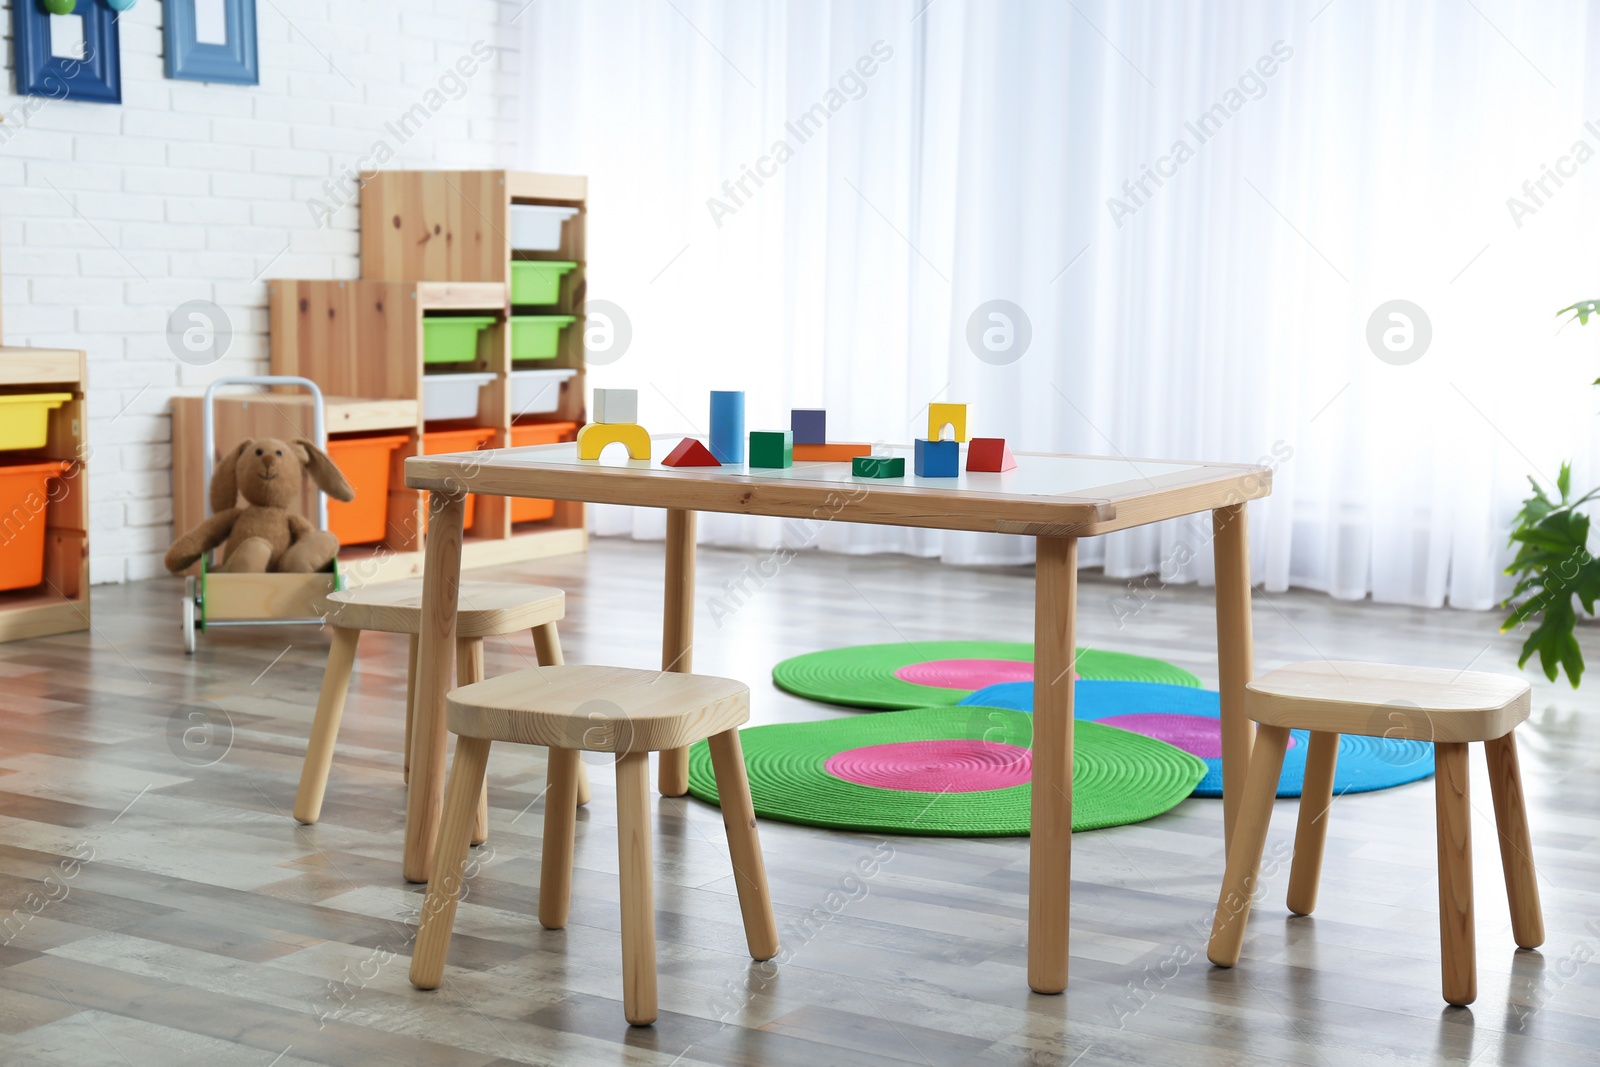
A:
[[165, 0, 258, 85], [12, 0, 123, 105]]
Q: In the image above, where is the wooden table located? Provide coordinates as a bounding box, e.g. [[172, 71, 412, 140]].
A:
[[404, 437, 1271, 993]]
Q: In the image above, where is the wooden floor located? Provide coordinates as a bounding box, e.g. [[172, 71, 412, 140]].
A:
[[0, 537, 1597, 1066]]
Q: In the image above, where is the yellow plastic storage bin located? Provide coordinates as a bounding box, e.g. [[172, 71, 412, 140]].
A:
[[0, 393, 71, 450]]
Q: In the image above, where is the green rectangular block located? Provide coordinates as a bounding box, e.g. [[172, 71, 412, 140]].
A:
[[852, 455, 905, 478], [749, 430, 793, 468]]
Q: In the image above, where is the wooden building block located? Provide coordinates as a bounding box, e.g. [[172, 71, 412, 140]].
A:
[[790, 408, 826, 445], [928, 403, 968, 443], [662, 438, 721, 467], [852, 456, 904, 478], [577, 422, 651, 461], [914, 438, 959, 478], [966, 437, 1017, 472], [710, 390, 745, 464], [793, 442, 871, 462], [748, 430, 793, 469], [593, 388, 638, 425]]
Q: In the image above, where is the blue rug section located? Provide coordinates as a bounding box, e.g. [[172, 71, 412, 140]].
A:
[[960, 680, 1434, 797]]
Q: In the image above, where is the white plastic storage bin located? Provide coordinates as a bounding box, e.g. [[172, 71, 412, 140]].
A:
[[510, 367, 578, 417], [509, 205, 579, 251], [422, 372, 495, 421]]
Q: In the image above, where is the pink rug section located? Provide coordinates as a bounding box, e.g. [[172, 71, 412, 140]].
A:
[[824, 740, 1032, 793], [1097, 713, 1299, 761], [893, 658, 1036, 690]]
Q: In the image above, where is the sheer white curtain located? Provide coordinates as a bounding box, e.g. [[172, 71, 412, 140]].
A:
[[518, 0, 1600, 610]]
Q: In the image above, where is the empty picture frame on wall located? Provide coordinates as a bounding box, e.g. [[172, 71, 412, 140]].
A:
[[165, 0, 259, 85], [13, 0, 123, 105]]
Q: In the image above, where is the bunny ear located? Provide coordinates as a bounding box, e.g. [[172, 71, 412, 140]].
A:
[[291, 438, 356, 503], [210, 440, 250, 513]]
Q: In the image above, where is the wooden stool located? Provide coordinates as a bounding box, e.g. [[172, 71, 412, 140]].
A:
[[1207, 661, 1544, 1006], [408, 664, 780, 1026], [292, 579, 591, 836]]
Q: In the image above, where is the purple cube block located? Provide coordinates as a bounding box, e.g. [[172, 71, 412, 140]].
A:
[[790, 408, 827, 445]]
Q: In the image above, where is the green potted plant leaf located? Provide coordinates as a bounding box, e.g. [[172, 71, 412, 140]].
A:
[[1500, 299, 1600, 686]]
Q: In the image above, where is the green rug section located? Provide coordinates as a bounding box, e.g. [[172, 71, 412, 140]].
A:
[[686, 707, 1207, 836], [770, 641, 1201, 709]]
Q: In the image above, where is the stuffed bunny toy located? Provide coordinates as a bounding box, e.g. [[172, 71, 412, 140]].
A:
[[164, 437, 356, 575]]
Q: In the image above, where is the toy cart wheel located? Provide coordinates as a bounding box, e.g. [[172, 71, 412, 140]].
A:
[[182, 575, 198, 655]]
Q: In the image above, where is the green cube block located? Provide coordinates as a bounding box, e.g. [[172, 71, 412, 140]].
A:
[[852, 455, 905, 478], [749, 430, 793, 468]]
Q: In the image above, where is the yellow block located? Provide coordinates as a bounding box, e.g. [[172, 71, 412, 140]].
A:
[[577, 421, 651, 460], [928, 402, 968, 443]]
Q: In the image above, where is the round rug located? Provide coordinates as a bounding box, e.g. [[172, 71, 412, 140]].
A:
[[685, 706, 1207, 836], [960, 680, 1435, 797], [771, 641, 1201, 709]]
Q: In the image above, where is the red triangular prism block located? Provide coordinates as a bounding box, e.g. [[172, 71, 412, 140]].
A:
[[663, 437, 722, 467], [966, 437, 1017, 472]]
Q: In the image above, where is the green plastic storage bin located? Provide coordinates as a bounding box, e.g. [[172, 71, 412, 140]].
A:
[[511, 315, 576, 361], [510, 261, 577, 305], [423, 316, 495, 364]]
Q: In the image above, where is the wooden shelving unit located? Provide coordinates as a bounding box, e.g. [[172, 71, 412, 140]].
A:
[[358, 169, 589, 430], [170, 171, 589, 583], [0, 346, 90, 642]]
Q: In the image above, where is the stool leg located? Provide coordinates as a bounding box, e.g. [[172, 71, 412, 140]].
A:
[[293, 627, 361, 825], [456, 637, 491, 847], [403, 634, 419, 786], [409, 736, 493, 991], [1485, 732, 1544, 950], [1435, 741, 1476, 1006], [532, 622, 591, 807], [615, 751, 657, 1025], [1208, 724, 1291, 968], [539, 747, 581, 930], [707, 728, 779, 961], [1286, 730, 1339, 916]]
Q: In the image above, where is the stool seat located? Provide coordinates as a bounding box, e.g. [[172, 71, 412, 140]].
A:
[[1247, 661, 1530, 741], [320, 579, 564, 638], [448, 665, 749, 750]]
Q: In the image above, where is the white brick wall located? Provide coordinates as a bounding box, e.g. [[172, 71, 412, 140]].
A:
[[1, 0, 521, 583]]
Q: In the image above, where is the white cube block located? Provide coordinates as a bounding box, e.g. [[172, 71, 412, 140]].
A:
[[593, 388, 638, 425]]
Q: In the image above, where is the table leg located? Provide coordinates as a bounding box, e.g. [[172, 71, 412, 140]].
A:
[[403, 490, 465, 884], [658, 508, 696, 796], [1213, 503, 1256, 853], [1029, 534, 1077, 994]]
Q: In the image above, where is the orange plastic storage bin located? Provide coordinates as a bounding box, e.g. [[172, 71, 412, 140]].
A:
[[325, 434, 409, 547], [0, 461, 69, 592], [424, 426, 498, 531], [508, 421, 576, 523]]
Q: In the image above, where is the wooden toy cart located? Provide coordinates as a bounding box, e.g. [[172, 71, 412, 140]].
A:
[[182, 376, 342, 653]]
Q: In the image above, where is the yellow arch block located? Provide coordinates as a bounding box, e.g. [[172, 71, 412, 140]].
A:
[[577, 421, 651, 460], [928, 402, 968, 443]]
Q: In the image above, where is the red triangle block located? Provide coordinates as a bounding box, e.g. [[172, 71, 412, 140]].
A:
[[966, 437, 1017, 472], [663, 437, 722, 467]]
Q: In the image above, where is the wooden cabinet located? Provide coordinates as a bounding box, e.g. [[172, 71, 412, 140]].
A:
[[0, 347, 90, 642], [358, 169, 589, 429]]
